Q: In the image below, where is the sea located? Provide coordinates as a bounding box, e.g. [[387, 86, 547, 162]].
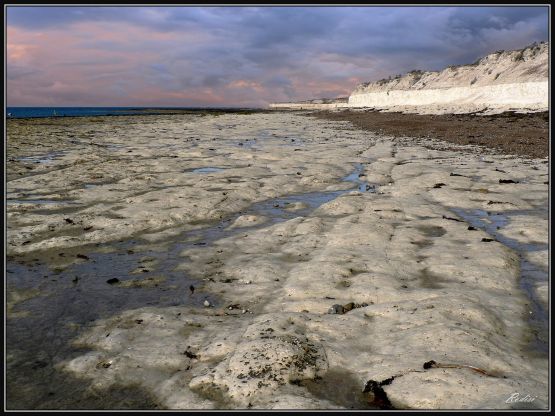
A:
[[6, 107, 257, 119]]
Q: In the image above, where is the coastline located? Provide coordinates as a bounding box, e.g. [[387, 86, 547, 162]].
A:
[[311, 110, 549, 159], [6, 107, 270, 120], [6, 111, 549, 409]]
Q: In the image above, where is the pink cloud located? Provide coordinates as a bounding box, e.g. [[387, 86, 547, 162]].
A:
[[7, 19, 354, 107], [7, 22, 176, 105]]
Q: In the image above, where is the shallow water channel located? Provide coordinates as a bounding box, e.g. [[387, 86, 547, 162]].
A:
[[451, 207, 549, 355]]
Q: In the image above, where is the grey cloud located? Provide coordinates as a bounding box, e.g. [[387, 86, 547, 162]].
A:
[[7, 6, 202, 30], [201, 75, 228, 88], [7, 6, 119, 28], [6, 64, 40, 80]]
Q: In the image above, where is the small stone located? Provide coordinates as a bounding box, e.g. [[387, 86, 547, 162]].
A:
[[328, 304, 345, 314], [203, 300, 211, 307], [343, 302, 355, 312], [106, 278, 119, 285], [184, 350, 198, 359], [96, 361, 112, 369]]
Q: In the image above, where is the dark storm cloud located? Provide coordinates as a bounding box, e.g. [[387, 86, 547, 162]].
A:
[[7, 6, 202, 30], [7, 7, 117, 28], [447, 6, 548, 32], [7, 6, 549, 106]]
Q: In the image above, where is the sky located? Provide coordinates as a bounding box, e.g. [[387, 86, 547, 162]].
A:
[[6, 6, 549, 108]]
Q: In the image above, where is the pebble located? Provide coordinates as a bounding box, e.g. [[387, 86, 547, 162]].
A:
[[328, 302, 369, 315], [203, 300, 211, 307], [328, 304, 345, 314]]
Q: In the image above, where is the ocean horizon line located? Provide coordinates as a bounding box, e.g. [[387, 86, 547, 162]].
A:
[[6, 106, 267, 119], [7, 105, 264, 108]]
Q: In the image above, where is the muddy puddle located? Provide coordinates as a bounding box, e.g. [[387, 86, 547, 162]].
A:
[[236, 138, 259, 149], [17, 151, 67, 164], [296, 368, 376, 409], [190, 167, 226, 174], [343, 163, 377, 192]]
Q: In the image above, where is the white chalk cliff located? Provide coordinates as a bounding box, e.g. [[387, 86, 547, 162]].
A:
[[270, 42, 548, 114]]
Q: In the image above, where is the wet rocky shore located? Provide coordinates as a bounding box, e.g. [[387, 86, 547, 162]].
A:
[[6, 112, 548, 409]]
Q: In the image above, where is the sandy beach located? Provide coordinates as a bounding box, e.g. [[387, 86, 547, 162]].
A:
[[6, 111, 548, 409]]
